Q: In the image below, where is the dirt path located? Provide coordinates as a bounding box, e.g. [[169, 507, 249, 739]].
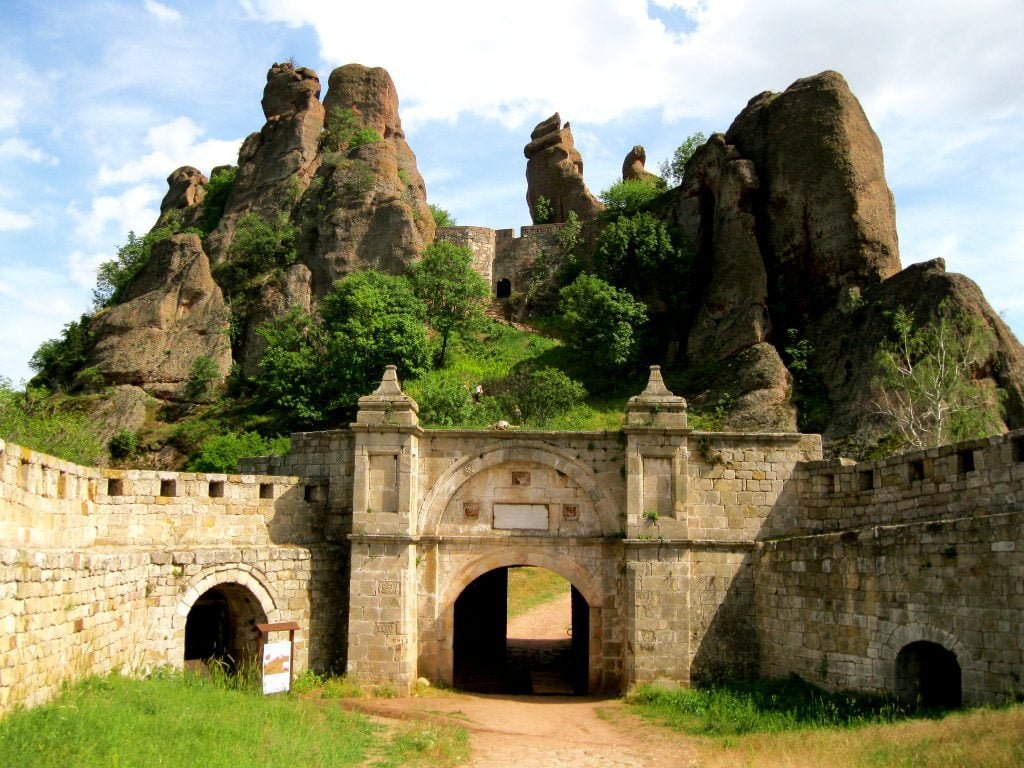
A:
[[348, 594, 697, 767]]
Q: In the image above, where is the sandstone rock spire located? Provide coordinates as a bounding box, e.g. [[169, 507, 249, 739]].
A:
[[524, 113, 603, 223]]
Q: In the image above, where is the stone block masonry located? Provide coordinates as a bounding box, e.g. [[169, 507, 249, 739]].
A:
[[3, 372, 1024, 713]]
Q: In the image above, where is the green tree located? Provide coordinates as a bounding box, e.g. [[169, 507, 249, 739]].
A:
[[93, 225, 175, 309], [598, 178, 663, 219], [492, 364, 587, 426], [429, 204, 457, 228], [254, 271, 430, 428], [559, 274, 647, 368], [658, 131, 707, 187], [872, 303, 1003, 451], [320, 107, 382, 158], [409, 241, 490, 368], [28, 314, 95, 392], [593, 212, 676, 296]]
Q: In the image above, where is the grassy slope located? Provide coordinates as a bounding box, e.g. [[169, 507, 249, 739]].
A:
[[506, 566, 570, 620], [0, 673, 467, 768]]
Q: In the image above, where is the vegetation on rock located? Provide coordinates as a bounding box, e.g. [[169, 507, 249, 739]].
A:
[[0, 379, 104, 465], [658, 131, 707, 186]]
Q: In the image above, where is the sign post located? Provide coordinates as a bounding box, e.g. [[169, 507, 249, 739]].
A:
[[256, 621, 300, 694]]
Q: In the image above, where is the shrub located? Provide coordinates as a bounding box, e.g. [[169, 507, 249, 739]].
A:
[[214, 212, 297, 299], [108, 429, 138, 459], [183, 355, 220, 403], [533, 195, 553, 224], [200, 166, 236, 235], [598, 178, 663, 218], [321, 107, 382, 155], [415, 374, 472, 426], [491, 364, 587, 426], [429, 204, 457, 228], [29, 314, 94, 392], [593, 211, 676, 295], [186, 430, 291, 473], [559, 274, 647, 368], [0, 380, 104, 466]]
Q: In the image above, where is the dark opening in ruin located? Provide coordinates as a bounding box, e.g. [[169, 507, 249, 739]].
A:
[[453, 566, 589, 695], [896, 640, 962, 710], [208, 480, 225, 498], [908, 459, 925, 482], [496, 278, 512, 299], [858, 469, 874, 491], [107, 478, 124, 496], [184, 583, 268, 674], [160, 479, 176, 497], [957, 449, 975, 474], [259, 482, 274, 500]]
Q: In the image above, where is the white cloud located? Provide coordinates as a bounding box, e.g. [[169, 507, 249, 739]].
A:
[[143, 0, 182, 24], [0, 208, 33, 231], [70, 184, 162, 246], [67, 250, 112, 290], [0, 137, 59, 166], [97, 116, 241, 185]]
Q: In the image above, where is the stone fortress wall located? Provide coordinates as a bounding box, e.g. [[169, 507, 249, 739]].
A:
[[2, 369, 1022, 713]]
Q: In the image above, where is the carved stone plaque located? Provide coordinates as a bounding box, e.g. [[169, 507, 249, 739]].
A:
[[463, 501, 479, 519], [493, 503, 548, 530], [511, 471, 531, 486]]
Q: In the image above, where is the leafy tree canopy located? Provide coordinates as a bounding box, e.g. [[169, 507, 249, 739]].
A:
[[871, 302, 1003, 451], [429, 204, 457, 228], [254, 270, 430, 429], [409, 241, 490, 367], [598, 178, 664, 219], [593, 211, 677, 296], [559, 273, 648, 369], [186, 430, 291, 473], [658, 131, 707, 187], [0, 379, 104, 465]]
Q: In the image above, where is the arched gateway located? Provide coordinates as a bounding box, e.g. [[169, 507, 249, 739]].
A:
[[342, 364, 775, 693]]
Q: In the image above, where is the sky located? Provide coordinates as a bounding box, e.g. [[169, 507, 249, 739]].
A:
[[0, 0, 1021, 384]]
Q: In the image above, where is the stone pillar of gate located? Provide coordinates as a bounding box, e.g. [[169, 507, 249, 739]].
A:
[[346, 366, 421, 690], [622, 366, 694, 687]]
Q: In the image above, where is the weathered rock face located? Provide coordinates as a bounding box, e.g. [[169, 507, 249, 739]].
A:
[[296, 63, 434, 298], [810, 258, 1024, 440], [680, 135, 771, 362], [204, 62, 325, 261], [157, 166, 207, 230], [89, 233, 231, 401], [622, 145, 661, 185], [725, 70, 900, 324], [524, 113, 603, 223]]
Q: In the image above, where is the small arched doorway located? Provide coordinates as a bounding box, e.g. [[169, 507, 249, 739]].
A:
[[496, 278, 512, 298], [896, 641, 962, 710], [184, 583, 268, 672], [453, 566, 590, 694]]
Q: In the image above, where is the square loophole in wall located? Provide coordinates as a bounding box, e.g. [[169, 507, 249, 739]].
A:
[[562, 503, 579, 520], [107, 477, 124, 497], [858, 469, 874, 492], [259, 482, 274, 500], [511, 471, 531, 486], [957, 449, 975, 474], [908, 459, 925, 482], [208, 480, 225, 498], [159, 479, 176, 497], [463, 501, 479, 519]]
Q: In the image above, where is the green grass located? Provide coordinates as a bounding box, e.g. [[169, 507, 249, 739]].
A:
[[0, 672, 467, 768], [627, 676, 908, 736], [507, 566, 570, 619]]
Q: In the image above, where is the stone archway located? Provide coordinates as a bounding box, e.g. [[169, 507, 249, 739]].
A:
[[896, 640, 962, 710], [175, 565, 278, 671], [435, 548, 605, 692]]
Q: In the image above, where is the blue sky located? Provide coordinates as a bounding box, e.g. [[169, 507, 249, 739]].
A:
[[1, 0, 1022, 384]]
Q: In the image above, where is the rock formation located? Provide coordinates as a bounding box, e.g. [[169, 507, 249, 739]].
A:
[[296, 63, 434, 298], [156, 166, 207, 230], [89, 233, 231, 401], [204, 62, 325, 261], [724, 70, 900, 324], [524, 113, 603, 223], [621, 145, 661, 186]]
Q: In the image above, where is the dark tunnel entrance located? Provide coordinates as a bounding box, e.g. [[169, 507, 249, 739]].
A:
[[496, 278, 512, 299], [896, 641, 962, 710], [453, 566, 589, 695], [184, 583, 268, 673]]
